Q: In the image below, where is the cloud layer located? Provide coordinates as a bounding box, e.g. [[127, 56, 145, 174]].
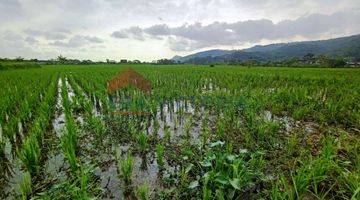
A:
[[112, 11, 360, 51], [0, 0, 359, 60]]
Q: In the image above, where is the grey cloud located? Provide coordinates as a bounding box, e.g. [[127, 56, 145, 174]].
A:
[[144, 24, 171, 36], [167, 36, 202, 51], [112, 11, 360, 51], [50, 35, 103, 48], [24, 29, 70, 40], [84, 36, 103, 43], [111, 31, 128, 38], [2, 31, 23, 41], [25, 36, 38, 44], [111, 26, 145, 40], [0, 0, 21, 7], [0, 0, 23, 22], [0, 30, 38, 58]]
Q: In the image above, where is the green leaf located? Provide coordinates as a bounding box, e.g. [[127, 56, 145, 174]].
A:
[[230, 178, 241, 190], [210, 141, 225, 148], [185, 163, 194, 173], [215, 175, 229, 185], [239, 149, 248, 154], [226, 155, 236, 162], [188, 180, 199, 189]]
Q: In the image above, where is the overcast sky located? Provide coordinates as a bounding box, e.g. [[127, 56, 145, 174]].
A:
[[0, 0, 359, 61]]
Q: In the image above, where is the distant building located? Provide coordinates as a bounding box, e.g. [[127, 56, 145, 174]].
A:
[[106, 59, 117, 64], [346, 61, 360, 67]]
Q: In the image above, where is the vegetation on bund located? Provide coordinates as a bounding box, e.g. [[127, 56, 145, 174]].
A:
[[0, 64, 359, 200]]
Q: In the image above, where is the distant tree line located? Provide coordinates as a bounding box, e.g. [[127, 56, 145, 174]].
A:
[[180, 53, 359, 68], [0, 56, 151, 66], [1, 53, 359, 68]]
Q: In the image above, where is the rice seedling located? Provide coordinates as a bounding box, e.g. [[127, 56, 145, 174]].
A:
[[18, 135, 40, 177], [138, 131, 148, 153], [76, 165, 92, 199], [156, 143, 165, 169], [163, 126, 171, 144], [19, 171, 32, 200], [118, 153, 134, 185], [61, 132, 78, 174], [136, 183, 150, 200]]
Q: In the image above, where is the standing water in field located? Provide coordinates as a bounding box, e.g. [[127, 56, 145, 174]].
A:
[[93, 144, 176, 199], [17, 121, 23, 142], [45, 78, 68, 181], [53, 78, 66, 138], [263, 110, 318, 134], [65, 78, 75, 102], [146, 100, 216, 144]]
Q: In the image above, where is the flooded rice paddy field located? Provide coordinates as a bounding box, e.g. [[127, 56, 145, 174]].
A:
[[0, 65, 359, 199]]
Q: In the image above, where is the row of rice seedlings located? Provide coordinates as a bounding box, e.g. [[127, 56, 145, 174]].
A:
[[57, 76, 99, 199], [73, 74, 111, 114], [2, 75, 53, 152], [68, 75, 106, 136], [60, 76, 79, 174], [15, 75, 57, 198], [0, 71, 48, 128]]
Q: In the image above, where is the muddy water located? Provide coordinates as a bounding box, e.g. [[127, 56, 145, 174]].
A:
[[44, 153, 67, 182], [65, 78, 75, 102], [53, 85, 218, 199], [92, 100, 215, 198], [263, 110, 295, 132], [200, 81, 230, 94], [263, 110, 317, 134], [93, 144, 178, 199], [44, 78, 69, 181], [17, 122, 23, 142], [53, 78, 66, 138], [146, 100, 216, 144], [3, 158, 25, 198], [92, 94, 102, 117]]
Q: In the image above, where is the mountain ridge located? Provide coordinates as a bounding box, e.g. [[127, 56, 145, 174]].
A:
[[172, 34, 360, 63]]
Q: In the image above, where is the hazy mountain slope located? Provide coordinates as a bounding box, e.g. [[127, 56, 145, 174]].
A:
[[172, 49, 236, 62], [173, 34, 360, 63]]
